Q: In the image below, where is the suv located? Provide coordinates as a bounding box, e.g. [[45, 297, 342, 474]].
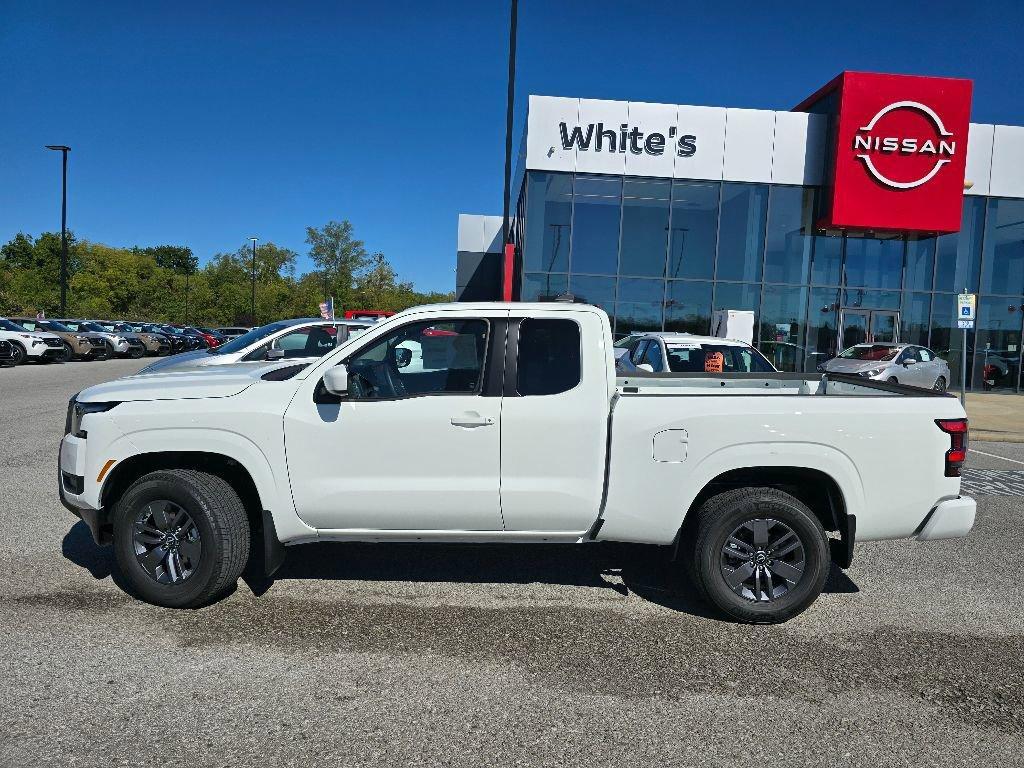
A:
[[11, 318, 111, 361], [56, 320, 145, 359], [0, 317, 67, 364], [111, 322, 171, 356]]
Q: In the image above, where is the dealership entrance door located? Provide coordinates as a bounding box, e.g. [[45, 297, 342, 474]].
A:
[[839, 309, 900, 349]]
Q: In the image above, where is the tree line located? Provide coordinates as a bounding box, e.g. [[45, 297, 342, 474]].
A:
[[0, 220, 453, 326]]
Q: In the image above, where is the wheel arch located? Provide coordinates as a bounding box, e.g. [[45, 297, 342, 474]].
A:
[[99, 451, 264, 541], [679, 465, 856, 568]]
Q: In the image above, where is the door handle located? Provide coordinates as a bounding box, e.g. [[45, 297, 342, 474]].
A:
[[450, 414, 495, 428]]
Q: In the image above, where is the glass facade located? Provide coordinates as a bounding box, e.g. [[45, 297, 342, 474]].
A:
[[513, 171, 1024, 392]]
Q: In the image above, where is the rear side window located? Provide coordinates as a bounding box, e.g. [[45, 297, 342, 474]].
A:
[[516, 319, 581, 396]]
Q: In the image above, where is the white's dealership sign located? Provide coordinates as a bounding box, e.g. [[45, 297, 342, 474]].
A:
[[558, 121, 697, 157]]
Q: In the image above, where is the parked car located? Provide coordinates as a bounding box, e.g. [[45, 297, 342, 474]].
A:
[[615, 332, 777, 374], [215, 326, 252, 341], [0, 338, 16, 367], [156, 325, 203, 351], [56, 320, 146, 359], [10, 317, 110, 361], [110, 322, 171, 356], [133, 323, 187, 353], [0, 317, 68, 364], [60, 302, 974, 623], [137, 318, 372, 374], [168, 325, 220, 349], [821, 343, 950, 391]]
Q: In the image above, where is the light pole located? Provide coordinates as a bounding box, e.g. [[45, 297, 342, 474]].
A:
[[249, 237, 258, 325], [45, 145, 71, 315]]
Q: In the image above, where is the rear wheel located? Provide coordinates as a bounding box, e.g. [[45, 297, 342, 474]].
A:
[[887, 376, 899, 384], [934, 376, 947, 392], [683, 487, 830, 624], [112, 469, 251, 608]]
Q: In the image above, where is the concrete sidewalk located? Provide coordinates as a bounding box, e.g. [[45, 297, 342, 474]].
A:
[[951, 391, 1024, 442]]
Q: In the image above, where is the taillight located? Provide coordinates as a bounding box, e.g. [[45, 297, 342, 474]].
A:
[[935, 418, 969, 477]]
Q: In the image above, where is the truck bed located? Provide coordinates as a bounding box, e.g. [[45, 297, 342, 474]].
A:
[[615, 371, 955, 398]]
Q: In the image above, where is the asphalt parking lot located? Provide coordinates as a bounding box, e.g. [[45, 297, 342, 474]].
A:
[[2, 358, 1023, 767]]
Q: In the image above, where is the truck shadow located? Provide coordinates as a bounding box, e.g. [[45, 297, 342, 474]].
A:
[[61, 521, 859, 620]]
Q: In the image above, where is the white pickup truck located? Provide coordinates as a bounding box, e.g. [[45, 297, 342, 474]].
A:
[[58, 302, 975, 623]]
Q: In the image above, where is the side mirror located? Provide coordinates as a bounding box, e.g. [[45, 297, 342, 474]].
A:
[[903, 358, 917, 366], [266, 347, 285, 360], [394, 347, 412, 369], [323, 364, 349, 396], [636, 363, 654, 373]]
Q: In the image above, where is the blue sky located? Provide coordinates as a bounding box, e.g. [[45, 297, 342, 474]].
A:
[[2, 0, 1022, 293]]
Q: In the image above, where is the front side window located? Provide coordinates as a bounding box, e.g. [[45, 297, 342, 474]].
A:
[[345, 319, 488, 400], [839, 344, 900, 362], [516, 318, 581, 396]]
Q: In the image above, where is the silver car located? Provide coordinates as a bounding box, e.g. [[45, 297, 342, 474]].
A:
[[821, 343, 951, 391]]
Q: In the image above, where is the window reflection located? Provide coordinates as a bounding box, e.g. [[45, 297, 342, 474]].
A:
[[571, 178, 621, 275], [981, 198, 1024, 296], [805, 288, 842, 372], [900, 292, 932, 347], [569, 274, 616, 313], [667, 182, 719, 280], [930, 293, 974, 390], [843, 234, 904, 290], [524, 173, 572, 273], [764, 187, 814, 285], [974, 297, 1023, 392], [810, 233, 842, 286], [716, 184, 766, 282], [935, 198, 984, 293], [521, 272, 568, 302], [904, 236, 936, 292], [759, 284, 808, 372], [664, 280, 712, 334], [620, 191, 670, 277]]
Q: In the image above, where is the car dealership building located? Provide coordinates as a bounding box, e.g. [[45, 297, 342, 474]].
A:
[[456, 72, 1024, 392]]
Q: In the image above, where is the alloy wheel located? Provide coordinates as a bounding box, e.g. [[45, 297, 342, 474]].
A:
[[132, 500, 202, 584], [720, 518, 806, 602]]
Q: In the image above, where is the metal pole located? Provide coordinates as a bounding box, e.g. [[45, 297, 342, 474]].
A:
[[250, 238, 257, 325], [501, 0, 518, 246], [60, 149, 68, 315], [184, 270, 190, 325], [961, 325, 967, 408]]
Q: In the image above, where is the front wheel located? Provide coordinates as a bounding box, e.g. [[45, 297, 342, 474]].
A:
[[10, 343, 26, 365], [887, 376, 899, 384], [60, 342, 74, 362], [934, 376, 947, 392], [112, 469, 251, 608], [683, 487, 830, 624]]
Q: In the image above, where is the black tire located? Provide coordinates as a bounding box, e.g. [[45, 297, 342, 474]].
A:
[[60, 342, 74, 362], [934, 376, 947, 392], [10, 342, 26, 365], [129, 345, 144, 359], [112, 469, 251, 608], [887, 376, 899, 384], [105, 341, 116, 359], [683, 487, 830, 624]]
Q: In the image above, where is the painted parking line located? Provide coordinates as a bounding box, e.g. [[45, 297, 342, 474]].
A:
[[968, 448, 1024, 466], [961, 469, 1024, 496]]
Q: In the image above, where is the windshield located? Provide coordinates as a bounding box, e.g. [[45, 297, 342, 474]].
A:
[[839, 344, 900, 362], [81, 322, 109, 333], [665, 342, 775, 373], [43, 320, 74, 333], [210, 321, 294, 355], [0, 318, 29, 332]]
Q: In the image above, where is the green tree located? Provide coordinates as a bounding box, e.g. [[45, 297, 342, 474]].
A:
[[305, 220, 368, 305]]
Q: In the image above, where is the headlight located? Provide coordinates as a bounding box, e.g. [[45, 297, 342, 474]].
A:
[[859, 368, 885, 377], [75, 335, 87, 341], [68, 398, 120, 437], [114, 336, 125, 344]]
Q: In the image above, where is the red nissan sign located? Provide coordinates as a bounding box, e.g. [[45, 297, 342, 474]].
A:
[[797, 72, 973, 233]]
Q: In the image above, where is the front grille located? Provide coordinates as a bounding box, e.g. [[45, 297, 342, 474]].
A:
[[87, 338, 105, 347], [43, 337, 63, 348]]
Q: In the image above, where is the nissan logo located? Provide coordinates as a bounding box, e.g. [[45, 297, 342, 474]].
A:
[[852, 101, 957, 190]]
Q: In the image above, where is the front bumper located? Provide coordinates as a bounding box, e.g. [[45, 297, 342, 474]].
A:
[[58, 435, 109, 544], [916, 496, 977, 541]]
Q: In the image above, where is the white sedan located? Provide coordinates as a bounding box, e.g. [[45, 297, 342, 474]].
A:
[[614, 332, 778, 374], [139, 318, 372, 374]]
